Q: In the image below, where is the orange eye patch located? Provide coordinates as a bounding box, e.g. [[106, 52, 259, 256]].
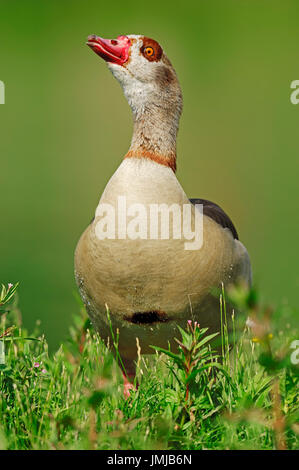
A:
[[140, 37, 163, 62]]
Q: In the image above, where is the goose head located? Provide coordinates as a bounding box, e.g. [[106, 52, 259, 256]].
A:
[[87, 34, 183, 171]]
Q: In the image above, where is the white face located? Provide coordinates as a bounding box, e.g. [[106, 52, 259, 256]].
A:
[[108, 35, 162, 82], [107, 35, 167, 115], [87, 33, 180, 118]]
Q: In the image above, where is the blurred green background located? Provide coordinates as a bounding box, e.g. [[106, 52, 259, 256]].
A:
[[0, 0, 298, 349]]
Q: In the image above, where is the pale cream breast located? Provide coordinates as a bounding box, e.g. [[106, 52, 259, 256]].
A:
[[75, 159, 251, 360]]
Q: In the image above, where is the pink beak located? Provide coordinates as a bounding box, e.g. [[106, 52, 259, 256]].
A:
[[86, 35, 131, 66]]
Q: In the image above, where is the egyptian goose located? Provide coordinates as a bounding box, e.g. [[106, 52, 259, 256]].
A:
[[75, 34, 251, 380]]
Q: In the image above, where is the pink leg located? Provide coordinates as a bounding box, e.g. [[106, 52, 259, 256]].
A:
[[121, 357, 136, 398], [122, 372, 135, 398]]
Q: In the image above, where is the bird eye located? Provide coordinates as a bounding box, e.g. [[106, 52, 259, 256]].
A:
[[145, 46, 154, 57], [140, 38, 162, 62]]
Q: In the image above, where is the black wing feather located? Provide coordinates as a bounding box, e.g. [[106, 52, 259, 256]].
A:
[[190, 198, 239, 240]]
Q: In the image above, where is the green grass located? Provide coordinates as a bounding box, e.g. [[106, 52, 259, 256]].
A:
[[0, 283, 298, 450]]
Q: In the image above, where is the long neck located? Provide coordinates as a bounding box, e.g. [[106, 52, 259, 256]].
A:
[[124, 85, 182, 173]]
